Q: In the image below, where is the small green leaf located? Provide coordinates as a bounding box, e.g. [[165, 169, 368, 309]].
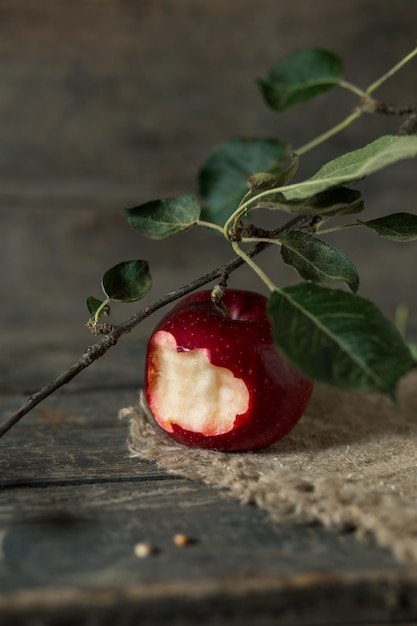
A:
[[86, 296, 110, 318], [268, 284, 412, 396], [87, 296, 103, 316], [125, 195, 200, 240], [279, 231, 359, 292], [256, 187, 362, 215], [247, 153, 299, 190], [359, 212, 417, 241], [199, 138, 289, 226], [283, 136, 417, 201], [259, 49, 343, 112], [102, 260, 152, 302]]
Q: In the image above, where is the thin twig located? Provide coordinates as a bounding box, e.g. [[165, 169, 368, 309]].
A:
[[397, 110, 417, 136], [0, 214, 314, 439], [372, 102, 417, 116], [240, 214, 311, 240], [3, 89, 417, 439], [0, 240, 273, 438]]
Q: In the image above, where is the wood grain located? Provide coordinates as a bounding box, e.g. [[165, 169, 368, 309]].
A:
[[2, 480, 416, 625], [2, 360, 417, 623]]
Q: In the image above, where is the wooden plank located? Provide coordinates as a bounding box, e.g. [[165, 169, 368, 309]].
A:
[[2, 381, 417, 624], [1, 575, 417, 626], [0, 389, 169, 485], [1, 481, 416, 625]]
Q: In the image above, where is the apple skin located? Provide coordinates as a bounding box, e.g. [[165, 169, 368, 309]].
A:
[[145, 289, 313, 452]]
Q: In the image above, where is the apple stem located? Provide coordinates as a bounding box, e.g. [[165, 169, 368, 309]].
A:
[[211, 279, 230, 317]]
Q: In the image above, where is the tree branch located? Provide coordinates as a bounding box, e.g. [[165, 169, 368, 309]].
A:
[[2, 92, 417, 440], [0, 214, 311, 439], [371, 101, 417, 116]]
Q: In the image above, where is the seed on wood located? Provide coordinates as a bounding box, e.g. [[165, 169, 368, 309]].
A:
[[133, 542, 156, 558], [173, 533, 193, 547]]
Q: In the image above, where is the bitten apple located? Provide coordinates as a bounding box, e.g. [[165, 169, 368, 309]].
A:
[[145, 289, 313, 451]]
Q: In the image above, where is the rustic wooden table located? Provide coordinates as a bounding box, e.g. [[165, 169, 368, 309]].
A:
[[1, 2, 417, 623], [1, 330, 417, 626]]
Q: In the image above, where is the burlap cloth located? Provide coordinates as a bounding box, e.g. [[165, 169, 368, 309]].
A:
[[120, 370, 417, 564]]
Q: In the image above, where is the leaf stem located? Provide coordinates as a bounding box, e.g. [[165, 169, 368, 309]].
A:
[[196, 220, 225, 234], [337, 79, 367, 98], [366, 46, 417, 95], [231, 241, 277, 292], [94, 297, 112, 323], [315, 222, 360, 236], [241, 237, 282, 246], [295, 109, 363, 156]]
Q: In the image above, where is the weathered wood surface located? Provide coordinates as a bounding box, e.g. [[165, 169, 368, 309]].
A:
[[1, 2, 417, 624], [1, 347, 417, 625]]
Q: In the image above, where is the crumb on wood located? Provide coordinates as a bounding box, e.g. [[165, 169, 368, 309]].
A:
[[173, 533, 194, 547], [133, 542, 157, 558]]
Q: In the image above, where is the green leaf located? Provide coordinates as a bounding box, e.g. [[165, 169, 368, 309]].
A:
[[256, 186, 362, 215], [359, 212, 417, 241], [102, 260, 152, 302], [86, 296, 110, 318], [258, 49, 343, 112], [268, 284, 412, 396], [279, 231, 359, 292], [125, 195, 200, 240], [199, 138, 289, 226], [283, 136, 417, 201], [247, 153, 299, 190]]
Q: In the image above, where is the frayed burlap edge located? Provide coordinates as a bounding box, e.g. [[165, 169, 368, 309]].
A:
[[120, 370, 417, 564]]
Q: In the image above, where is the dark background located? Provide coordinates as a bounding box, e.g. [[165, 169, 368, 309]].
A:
[[1, 1, 416, 381]]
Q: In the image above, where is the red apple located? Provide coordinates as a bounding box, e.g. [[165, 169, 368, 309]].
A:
[[145, 289, 313, 451]]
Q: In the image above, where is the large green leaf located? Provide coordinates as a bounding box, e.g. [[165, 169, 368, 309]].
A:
[[279, 231, 359, 292], [268, 283, 412, 396], [359, 212, 417, 241], [126, 195, 200, 239], [102, 260, 152, 302], [282, 136, 417, 201], [259, 49, 343, 112], [199, 138, 289, 226]]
